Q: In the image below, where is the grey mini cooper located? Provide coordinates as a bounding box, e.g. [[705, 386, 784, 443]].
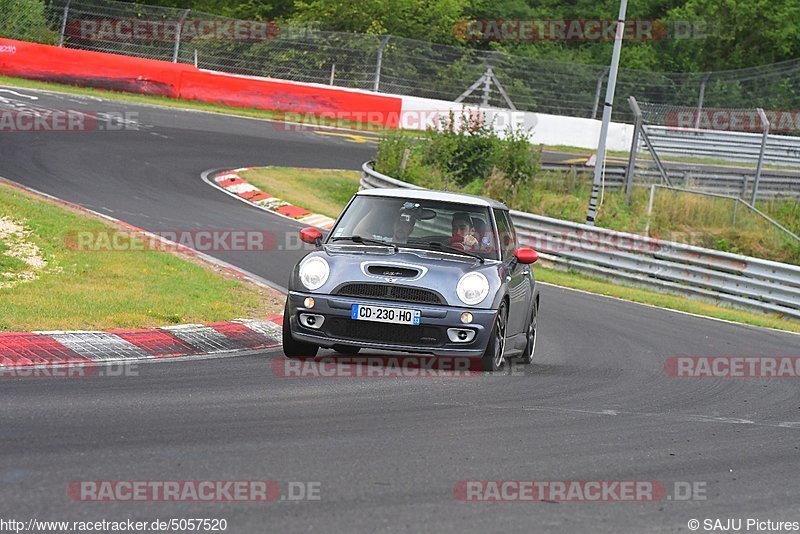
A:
[[282, 188, 540, 371]]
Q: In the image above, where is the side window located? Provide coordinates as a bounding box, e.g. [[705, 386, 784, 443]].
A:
[[493, 209, 516, 261]]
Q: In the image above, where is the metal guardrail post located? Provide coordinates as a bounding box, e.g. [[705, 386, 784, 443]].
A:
[[624, 96, 643, 204], [172, 9, 190, 63], [751, 108, 770, 204], [329, 63, 336, 85], [57, 0, 71, 47], [645, 184, 656, 234], [373, 36, 390, 92]]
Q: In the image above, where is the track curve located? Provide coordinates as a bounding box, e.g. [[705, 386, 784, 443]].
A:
[[0, 86, 798, 533]]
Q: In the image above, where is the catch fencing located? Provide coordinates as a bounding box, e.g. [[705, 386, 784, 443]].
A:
[[3, 0, 800, 122]]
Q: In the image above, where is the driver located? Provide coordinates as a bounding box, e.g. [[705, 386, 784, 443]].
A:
[[450, 212, 479, 251], [392, 203, 419, 243]]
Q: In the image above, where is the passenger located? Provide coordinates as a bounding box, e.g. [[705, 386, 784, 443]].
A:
[[471, 217, 493, 251], [450, 212, 479, 250]]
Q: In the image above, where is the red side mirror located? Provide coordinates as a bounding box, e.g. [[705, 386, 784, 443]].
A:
[[300, 227, 323, 245], [514, 248, 539, 264]]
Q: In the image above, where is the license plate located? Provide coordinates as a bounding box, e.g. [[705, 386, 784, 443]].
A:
[[351, 304, 420, 325]]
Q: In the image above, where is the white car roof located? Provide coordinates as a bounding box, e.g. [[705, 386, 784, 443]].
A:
[[356, 188, 508, 210]]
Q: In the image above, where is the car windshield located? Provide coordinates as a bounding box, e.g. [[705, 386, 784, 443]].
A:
[[328, 195, 499, 260]]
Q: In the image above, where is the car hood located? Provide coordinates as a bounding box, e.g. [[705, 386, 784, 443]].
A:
[[289, 244, 505, 309]]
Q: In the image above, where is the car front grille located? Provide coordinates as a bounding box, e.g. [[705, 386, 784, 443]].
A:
[[325, 317, 444, 346], [334, 283, 444, 305]]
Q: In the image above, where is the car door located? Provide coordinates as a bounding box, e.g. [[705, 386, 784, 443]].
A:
[[493, 209, 532, 336]]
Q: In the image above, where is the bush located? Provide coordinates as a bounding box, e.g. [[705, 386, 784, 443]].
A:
[[374, 110, 541, 193]]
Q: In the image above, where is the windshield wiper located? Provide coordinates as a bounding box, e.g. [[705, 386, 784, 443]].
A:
[[405, 240, 484, 263], [331, 235, 398, 252]]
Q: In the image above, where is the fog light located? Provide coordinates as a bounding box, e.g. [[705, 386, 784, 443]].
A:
[[304, 297, 315, 308], [460, 312, 473, 324], [299, 313, 325, 329], [447, 328, 476, 343]]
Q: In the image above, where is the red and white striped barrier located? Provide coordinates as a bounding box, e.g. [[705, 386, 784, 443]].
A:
[[211, 168, 336, 229], [0, 316, 283, 368]]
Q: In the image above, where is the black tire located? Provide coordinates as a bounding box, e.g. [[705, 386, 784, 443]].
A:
[[480, 302, 507, 372], [518, 302, 537, 365], [282, 304, 318, 359], [332, 344, 361, 355]]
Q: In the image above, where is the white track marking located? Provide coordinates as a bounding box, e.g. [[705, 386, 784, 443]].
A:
[[0, 89, 38, 100], [434, 401, 800, 430], [538, 281, 800, 337]]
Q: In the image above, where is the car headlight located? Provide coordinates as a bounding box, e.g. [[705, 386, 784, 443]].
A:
[[298, 256, 329, 290], [456, 272, 489, 306]]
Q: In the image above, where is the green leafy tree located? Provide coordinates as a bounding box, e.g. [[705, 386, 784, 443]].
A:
[[0, 0, 57, 43], [291, 0, 468, 43]]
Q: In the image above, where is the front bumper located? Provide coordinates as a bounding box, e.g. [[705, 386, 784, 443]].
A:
[[286, 291, 497, 357]]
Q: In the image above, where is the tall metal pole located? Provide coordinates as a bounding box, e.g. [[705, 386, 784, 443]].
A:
[[57, 0, 71, 47], [624, 96, 643, 204], [481, 66, 493, 107], [751, 108, 770, 205], [693, 72, 711, 129], [373, 36, 390, 92], [585, 0, 628, 226], [172, 9, 190, 63], [591, 67, 610, 120]]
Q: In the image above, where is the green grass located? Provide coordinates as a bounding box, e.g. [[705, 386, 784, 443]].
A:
[[241, 165, 798, 333], [0, 181, 282, 331], [0, 241, 28, 281], [241, 167, 361, 219]]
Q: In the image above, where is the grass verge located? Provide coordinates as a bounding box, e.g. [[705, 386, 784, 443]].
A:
[[241, 167, 361, 219], [242, 165, 798, 333], [0, 179, 282, 331]]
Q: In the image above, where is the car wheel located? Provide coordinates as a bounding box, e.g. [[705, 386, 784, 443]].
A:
[[518, 302, 537, 365], [282, 304, 319, 359], [480, 302, 507, 372], [332, 344, 361, 355]]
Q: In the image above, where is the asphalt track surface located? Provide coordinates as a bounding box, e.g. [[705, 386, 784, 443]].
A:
[[1, 87, 799, 533]]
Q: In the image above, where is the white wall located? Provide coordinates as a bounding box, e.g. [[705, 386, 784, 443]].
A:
[[399, 94, 634, 152]]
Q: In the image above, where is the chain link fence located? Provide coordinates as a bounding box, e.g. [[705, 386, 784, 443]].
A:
[[3, 0, 800, 123]]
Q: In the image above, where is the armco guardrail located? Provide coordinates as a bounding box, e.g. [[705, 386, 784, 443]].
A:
[[541, 162, 800, 198], [360, 161, 800, 320], [644, 126, 800, 167]]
